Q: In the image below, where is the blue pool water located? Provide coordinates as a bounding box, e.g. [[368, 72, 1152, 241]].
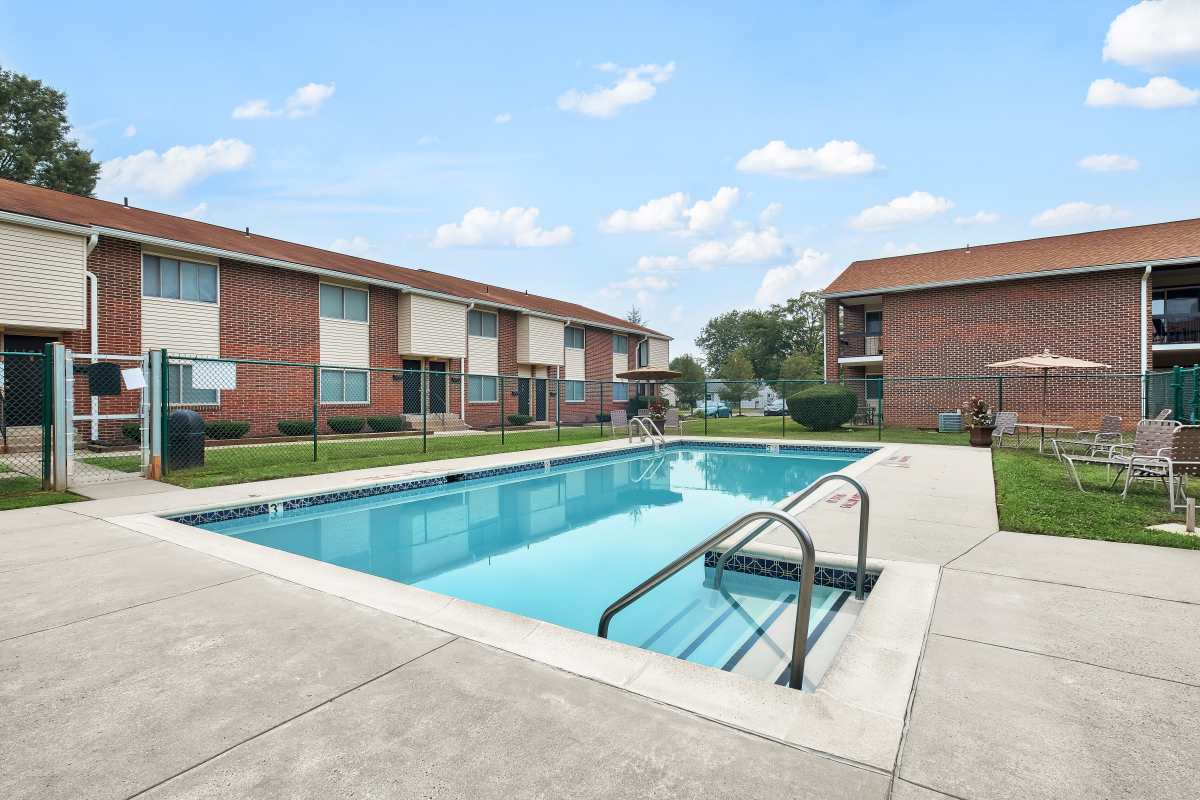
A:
[[199, 445, 867, 686]]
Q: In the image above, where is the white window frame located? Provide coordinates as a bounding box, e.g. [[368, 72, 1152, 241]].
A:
[[612, 334, 628, 355], [168, 362, 220, 406], [319, 282, 370, 323], [565, 326, 585, 350], [468, 374, 499, 403], [611, 382, 629, 402], [142, 254, 220, 305], [468, 309, 498, 338], [319, 368, 371, 405], [564, 380, 585, 403], [637, 339, 650, 367]]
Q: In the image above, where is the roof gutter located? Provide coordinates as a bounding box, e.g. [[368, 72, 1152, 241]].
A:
[[89, 225, 669, 340], [0, 209, 94, 237], [821, 256, 1199, 300]]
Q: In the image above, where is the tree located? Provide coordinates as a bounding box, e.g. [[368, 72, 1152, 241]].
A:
[[668, 354, 706, 408], [695, 310, 749, 377], [695, 291, 826, 381], [717, 349, 757, 412], [771, 350, 821, 396], [625, 306, 644, 325], [771, 292, 825, 356], [0, 67, 100, 196]]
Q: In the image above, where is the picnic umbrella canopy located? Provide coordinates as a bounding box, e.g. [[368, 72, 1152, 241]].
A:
[[986, 348, 1111, 418]]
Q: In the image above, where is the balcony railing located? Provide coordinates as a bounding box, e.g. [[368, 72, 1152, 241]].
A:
[[1153, 318, 1200, 345], [838, 332, 883, 358]]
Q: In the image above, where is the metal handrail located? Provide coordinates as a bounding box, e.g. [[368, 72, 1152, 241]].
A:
[[628, 416, 664, 447], [597, 508, 815, 691], [713, 473, 869, 600], [632, 455, 665, 483]]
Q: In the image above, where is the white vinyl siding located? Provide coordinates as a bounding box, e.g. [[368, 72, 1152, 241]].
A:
[[648, 337, 670, 368], [398, 294, 466, 358], [565, 346, 585, 380], [612, 352, 627, 378], [142, 296, 220, 356], [320, 318, 370, 367], [517, 315, 564, 365], [0, 220, 87, 329], [468, 334, 498, 375]]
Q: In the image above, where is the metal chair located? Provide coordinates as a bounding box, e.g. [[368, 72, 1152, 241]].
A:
[[1155, 408, 1173, 421], [1052, 415, 1123, 458], [1058, 419, 1180, 508], [992, 411, 1019, 447], [662, 407, 682, 435], [1168, 425, 1200, 510], [609, 408, 628, 436]]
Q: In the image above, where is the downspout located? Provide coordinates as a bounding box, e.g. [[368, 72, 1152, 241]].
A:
[[463, 302, 474, 420], [1141, 265, 1151, 412], [85, 232, 99, 441]]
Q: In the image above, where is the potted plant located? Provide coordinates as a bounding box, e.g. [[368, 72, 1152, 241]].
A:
[[961, 395, 995, 447], [646, 395, 669, 433]]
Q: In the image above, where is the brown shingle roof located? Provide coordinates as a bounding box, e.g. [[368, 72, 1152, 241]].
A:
[[824, 217, 1200, 296], [0, 178, 666, 337]]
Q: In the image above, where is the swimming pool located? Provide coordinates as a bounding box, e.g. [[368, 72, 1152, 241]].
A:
[[186, 443, 873, 689]]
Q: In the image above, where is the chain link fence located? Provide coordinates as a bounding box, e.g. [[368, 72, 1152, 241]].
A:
[[0, 350, 50, 501]]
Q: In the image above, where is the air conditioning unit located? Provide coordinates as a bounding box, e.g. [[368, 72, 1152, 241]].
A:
[[938, 412, 963, 433]]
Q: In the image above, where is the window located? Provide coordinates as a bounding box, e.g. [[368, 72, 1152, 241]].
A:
[[611, 382, 629, 401], [319, 284, 368, 322], [143, 255, 217, 303], [866, 378, 883, 401], [564, 326, 585, 349], [168, 364, 218, 405], [637, 339, 649, 367], [320, 369, 369, 403], [469, 375, 498, 402], [864, 311, 883, 337], [612, 334, 628, 354], [564, 380, 584, 402], [468, 309, 497, 338]]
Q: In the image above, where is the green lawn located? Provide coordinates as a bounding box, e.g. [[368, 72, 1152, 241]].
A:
[[993, 449, 1199, 549], [678, 414, 969, 446], [0, 475, 82, 511]]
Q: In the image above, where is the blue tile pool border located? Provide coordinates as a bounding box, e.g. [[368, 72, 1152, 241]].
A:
[[167, 439, 879, 527], [704, 551, 879, 594]]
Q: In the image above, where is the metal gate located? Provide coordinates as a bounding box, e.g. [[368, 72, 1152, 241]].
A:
[[63, 349, 149, 485]]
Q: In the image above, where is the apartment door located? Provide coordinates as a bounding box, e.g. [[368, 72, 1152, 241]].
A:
[[517, 378, 531, 416], [535, 379, 547, 421], [3, 335, 54, 426], [402, 359, 422, 414], [428, 361, 447, 413]]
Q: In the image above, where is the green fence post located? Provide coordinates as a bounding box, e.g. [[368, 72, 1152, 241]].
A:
[[1144, 372, 1151, 418], [997, 377, 1004, 411], [877, 378, 883, 442], [499, 375, 506, 445], [1172, 365, 1184, 421], [40, 343, 53, 489], [703, 380, 708, 437], [160, 349, 170, 476], [599, 382, 605, 437], [556, 376, 561, 441], [1191, 365, 1199, 423], [781, 381, 786, 439], [311, 365, 319, 462], [422, 370, 429, 453]]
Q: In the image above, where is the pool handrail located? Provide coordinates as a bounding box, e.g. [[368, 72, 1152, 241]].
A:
[[713, 472, 870, 601], [597, 508, 815, 691], [628, 416, 664, 447]]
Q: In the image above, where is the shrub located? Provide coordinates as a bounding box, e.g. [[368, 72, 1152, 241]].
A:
[[367, 415, 409, 432], [595, 412, 611, 423], [506, 414, 533, 426], [628, 395, 652, 416], [277, 419, 315, 436], [204, 420, 249, 440], [787, 385, 857, 431], [327, 416, 365, 434], [121, 422, 140, 442]]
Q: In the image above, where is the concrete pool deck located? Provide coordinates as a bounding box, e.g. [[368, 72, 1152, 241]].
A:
[[3, 438, 1199, 798]]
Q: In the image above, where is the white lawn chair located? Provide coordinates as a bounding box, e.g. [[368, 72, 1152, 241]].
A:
[[662, 407, 682, 435], [1059, 418, 1180, 507], [609, 408, 628, 436], [1050, 414, 1123, 458], [992, 411, 1019, 448]]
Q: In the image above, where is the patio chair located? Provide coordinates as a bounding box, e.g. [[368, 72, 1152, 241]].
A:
[[1059, 419, 1180, 507], [1155, 408, 1173, 421], [1167, 425, 1200, 511], [992, 411, 1019, 448], [637, 409, 652, 417], [662, 407, 683, 436], [1050, 415, 1123, 458], [609, 408, 628, 436]]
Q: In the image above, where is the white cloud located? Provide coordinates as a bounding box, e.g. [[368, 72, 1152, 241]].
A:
[[1031, 201, 1132, 229], [1085, 76, 1199, 108], [607, 275, 673, 292], [233, 82, 336, 119], [557, 62, 675, 118], [432, 207, 573, 248], [669, 305, 684, 323], [1078, 153, 1141, 172], [688, 227, 787, 266], [494, 112, 512, 124], [953, 210, 1000, 225], [181, 202, 208, 220], [754, 250, 832, 306], [122, 124, 137, 138], [601, 187, 739, 234], [332, 235, 371, 255], [416, 135, 439, 146], [879, 241, 922, 257], [684, 186, 740, 233], [99, 139, 253, 196], [1104, 0, 1200, 69], [633, 255, 688, 272], [849, 191, 953, 231], [759, 202, 784, 225], [736, 139, 879, 179]]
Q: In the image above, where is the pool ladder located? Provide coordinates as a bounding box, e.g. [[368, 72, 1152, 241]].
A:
[[596, 472, 870, 691], [628, 416, 664, 449]]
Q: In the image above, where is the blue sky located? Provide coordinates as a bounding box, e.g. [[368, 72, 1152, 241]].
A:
[[3, 1, 1199, 356]]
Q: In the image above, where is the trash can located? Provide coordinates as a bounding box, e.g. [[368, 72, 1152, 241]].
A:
[[168, 409, 205, 469]]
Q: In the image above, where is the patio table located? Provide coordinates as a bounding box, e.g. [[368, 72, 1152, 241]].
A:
[[1015, 422, 1073, 454]]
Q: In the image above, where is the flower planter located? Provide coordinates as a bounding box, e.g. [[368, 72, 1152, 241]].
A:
[[968, 425, 996, 448]]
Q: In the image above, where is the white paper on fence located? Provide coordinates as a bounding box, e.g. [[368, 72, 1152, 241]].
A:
[[121, 367, 148, 390], [191, 360, 237, 390]]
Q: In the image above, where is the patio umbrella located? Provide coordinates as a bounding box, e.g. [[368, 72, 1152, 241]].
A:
[[986, 348, 1111, 418]]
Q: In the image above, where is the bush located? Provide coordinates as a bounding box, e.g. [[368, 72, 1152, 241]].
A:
[[595, 412, 611, 423], [367, 415, 409, 432], [506, 414, 533, 426], [121, 422, 140, 442], [327, 416, 365, 434], [787, 385, 857, 431], [277, 419, 315, 436], [204, 420, 249, 440], [628, 395, 652, 416]]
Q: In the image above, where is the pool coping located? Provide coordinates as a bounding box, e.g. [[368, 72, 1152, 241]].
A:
[[100, 436, 936, 773]]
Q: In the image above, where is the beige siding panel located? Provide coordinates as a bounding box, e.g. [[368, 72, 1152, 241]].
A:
[[649, 337, 670, 368], [320, 318, 370, 367], [407, 294, 466, 358], [468, 334, 498, 375], [565, 348, 585, 380], [0, 221, 87, 330], [397, 293, 412, 353], [142, 297, 219, 356], [517, 315, 564, 365], [612, 353, 627, 381]]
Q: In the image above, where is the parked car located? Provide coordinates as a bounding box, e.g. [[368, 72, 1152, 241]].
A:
[[763, 399, 787, 416], [697, 401, 732, 418]]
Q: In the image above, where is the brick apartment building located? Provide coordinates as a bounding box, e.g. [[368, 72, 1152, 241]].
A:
[[0, 179, 669, 440], [822, 218, 1200, 428]]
